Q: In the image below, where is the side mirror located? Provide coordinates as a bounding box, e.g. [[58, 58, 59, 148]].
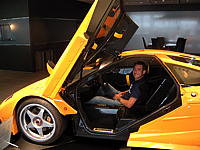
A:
[[47, 60, 55, 75]]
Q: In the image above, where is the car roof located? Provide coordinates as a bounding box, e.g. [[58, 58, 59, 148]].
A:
[[121, 49, 200, 70]]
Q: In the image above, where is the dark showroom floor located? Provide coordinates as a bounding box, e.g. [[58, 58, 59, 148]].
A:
[[0, 69, 152, 150]]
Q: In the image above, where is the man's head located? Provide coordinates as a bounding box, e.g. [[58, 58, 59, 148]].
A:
[[133, 61, 147, 81]]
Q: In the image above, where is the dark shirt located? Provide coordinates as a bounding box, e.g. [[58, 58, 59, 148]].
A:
[[121, 77, 145, 100]]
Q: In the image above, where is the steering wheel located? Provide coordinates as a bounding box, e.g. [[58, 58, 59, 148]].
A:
[[99, 75, 109, 93]]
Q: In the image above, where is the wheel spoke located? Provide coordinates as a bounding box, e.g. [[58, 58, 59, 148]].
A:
[[36, 127, 44, 136], [37, 108, 54, 128], [37, 108, 45, 118], [26, 109, 37, 120], [42, 120, 54, 128], [27, 122, 34, 129]]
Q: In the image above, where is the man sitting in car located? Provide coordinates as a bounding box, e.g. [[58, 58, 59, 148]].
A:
[[86, 61, 147, 109]]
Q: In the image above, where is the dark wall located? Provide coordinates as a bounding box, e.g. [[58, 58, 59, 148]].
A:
[[0, 0, 31, 71], [28, 0, 90, 45], [76, 1, 92, 19], [29, 18, 78, 45], [27, 0, 90, 20], [0, 0, 91, 72], [27, 0, 90, 71], [0, 46, 33, 71], [30, 42, 69, 71], [0, 0, 29, 19], [28, 0, 83, 19]]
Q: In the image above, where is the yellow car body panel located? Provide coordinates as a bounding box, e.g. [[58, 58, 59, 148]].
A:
[[126, 51, 200, 148], [43, 35, 88, 99], [0, 78, 77, 134], [127, 99, 200, 149], [127, 141, 200, 150], [127, 102, 200, 148]]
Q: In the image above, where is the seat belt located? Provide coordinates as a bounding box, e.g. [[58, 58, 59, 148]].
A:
[[126, 75, 131, 86]]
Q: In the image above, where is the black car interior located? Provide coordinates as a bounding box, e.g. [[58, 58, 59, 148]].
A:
[[70, 56, 178, 131]]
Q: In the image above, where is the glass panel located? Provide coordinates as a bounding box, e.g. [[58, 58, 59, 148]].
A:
[[94, 5, 121, 45], [168, 55, 200, 67], [166, 63, 200, 86]]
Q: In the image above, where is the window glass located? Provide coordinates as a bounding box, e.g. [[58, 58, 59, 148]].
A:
[[68, 65, 100, 86], [84, 5, 121, 69], [166, 63, 200, 86], [94, 5, 121, 45], [168, 55, 200, 67]]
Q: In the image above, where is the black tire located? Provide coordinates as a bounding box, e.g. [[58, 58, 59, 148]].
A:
[[16, 98, 67, 144]]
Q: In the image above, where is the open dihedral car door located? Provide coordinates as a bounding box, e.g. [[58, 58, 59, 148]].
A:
[[42, 0, 115, 99], [43, 0, 138, 100]]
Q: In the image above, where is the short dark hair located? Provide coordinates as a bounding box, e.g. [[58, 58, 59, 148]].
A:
[[133, 61, 147, 71]]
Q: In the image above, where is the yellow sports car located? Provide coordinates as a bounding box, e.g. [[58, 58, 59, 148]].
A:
[[0, 0, 199, 149]]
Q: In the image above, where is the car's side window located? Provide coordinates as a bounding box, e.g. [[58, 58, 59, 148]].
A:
[[168, 55, 200, 67], [118, 68, 133, 74], [166, 63, 200, 86]]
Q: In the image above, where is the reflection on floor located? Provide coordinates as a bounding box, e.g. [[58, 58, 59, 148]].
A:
[[4, 120, 129, 150], [5, 131, 129, 150], [0, 69, 49, 104]]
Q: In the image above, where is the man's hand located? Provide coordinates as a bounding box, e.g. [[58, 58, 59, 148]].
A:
[[113, 91, 126, 100]]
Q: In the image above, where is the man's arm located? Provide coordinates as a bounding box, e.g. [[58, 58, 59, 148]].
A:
[[119, 97, 137, 108], [113, 90, 128, 100]]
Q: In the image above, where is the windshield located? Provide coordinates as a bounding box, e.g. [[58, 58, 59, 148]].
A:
[[68, 66, 100, 86], [166, 63, 200, 86]]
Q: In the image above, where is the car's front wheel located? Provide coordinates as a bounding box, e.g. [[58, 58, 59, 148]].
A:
[[16, 98, 67, 144]]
